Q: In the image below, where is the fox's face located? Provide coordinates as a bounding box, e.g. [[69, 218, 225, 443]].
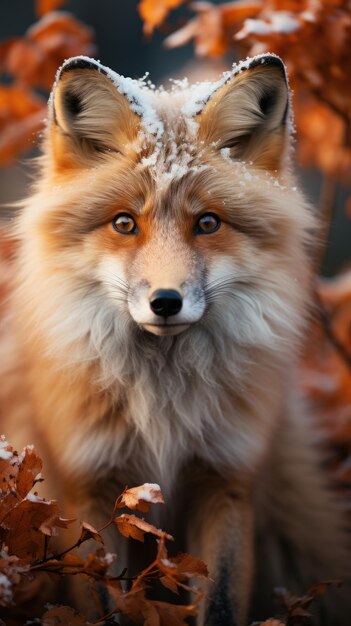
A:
[[18, 55, 313, 356]]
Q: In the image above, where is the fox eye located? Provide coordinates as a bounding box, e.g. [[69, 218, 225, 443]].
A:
[[112, 213, 138, 235], [195, 213, 221, 235]]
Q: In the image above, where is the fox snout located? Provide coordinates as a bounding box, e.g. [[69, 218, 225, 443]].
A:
[[126, 277, 206, 336]]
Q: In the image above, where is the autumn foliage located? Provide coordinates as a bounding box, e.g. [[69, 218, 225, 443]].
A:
[[0, 438, 345, 625], [0, 437, 210, 625], [0, 2, 94, 163]]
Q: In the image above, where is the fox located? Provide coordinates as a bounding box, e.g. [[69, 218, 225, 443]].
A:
[[0, 53, 349, 625]]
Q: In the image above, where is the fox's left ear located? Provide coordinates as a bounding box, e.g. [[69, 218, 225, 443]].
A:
[[198, 55, 290, 171], [48, 57, 140, 168]]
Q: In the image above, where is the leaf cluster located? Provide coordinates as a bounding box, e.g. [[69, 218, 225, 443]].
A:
[[0, 1, 95, 163], [0, 438, 209, 625]]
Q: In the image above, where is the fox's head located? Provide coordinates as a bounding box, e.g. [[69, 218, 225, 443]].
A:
[[17, 55, 314, 368]]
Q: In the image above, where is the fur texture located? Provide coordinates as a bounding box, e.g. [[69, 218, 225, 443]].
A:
[[1, 54, 349, 624]]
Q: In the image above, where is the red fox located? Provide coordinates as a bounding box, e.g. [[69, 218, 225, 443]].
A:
[[1, 53, 349, 624]]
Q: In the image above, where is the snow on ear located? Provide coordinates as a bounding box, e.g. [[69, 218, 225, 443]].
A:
[[50, 57, 142, 166], [197, 55, 290, 171]]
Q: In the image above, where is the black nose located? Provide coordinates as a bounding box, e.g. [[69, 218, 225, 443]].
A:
[[149, 289, 183, 317]]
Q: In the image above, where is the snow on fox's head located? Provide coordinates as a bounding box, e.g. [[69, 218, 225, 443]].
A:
[[19, 55, 313, 354]]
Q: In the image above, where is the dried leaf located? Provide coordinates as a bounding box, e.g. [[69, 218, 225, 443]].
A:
[[16, 446, 43, 498], [160, 575, 180, 594], [0, 552, 29, 607], [114, 514, 173, 543], [165, 1, 261, 57], [36, 552, 85, 574], [0, 85, 45, 164], [106, 584, 148, 622], [157, 537, 208, 582], [4, 13, 95, 90], [307, 580, 342, 598], [36, 0, 67, 17], [0, 39, 17, 68], [0, 437, 17, 496], [165, 3, 227, 57], [118, 483, 164, 513], [83, 549, 116, 577], [107, 582, 199, 626], [139, 0, 185, 35], [40, 605, 88, 625], [39, 511, 74, 537], [78, 521, 104, 545], [1, 497, 69, 562], [163, 553, 208, 579]]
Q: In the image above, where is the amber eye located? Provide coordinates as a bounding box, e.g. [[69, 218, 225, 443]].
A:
[[112, 213, 138, 235], [195, 213, 221, 235]]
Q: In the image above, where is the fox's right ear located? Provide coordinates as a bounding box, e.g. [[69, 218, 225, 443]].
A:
[[49, 58, 140, 168], [197, 55, 290, 171]]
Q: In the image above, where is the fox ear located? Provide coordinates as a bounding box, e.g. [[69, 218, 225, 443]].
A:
[[50, 57, 140, 167], [198, 55, 290, 171]]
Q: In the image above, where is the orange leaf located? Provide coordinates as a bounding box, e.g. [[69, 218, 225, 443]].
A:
[[16, 445, 43, 499], [138, 0, 185, 35], [160, 553, 209, 579], [0, 437, 18, 497], [118, 483, 164, 513], [0, 552, 29, 608], [78, 521, 104, 544], [107, 582, 198, 626], [222, 0, 262, 26], [0, 496, 72, 562], [307, 580, 342, 598], [4, 14, 95, 90], [114, 514, 173, 543], [160, 575, 180, 594], [0, 106, 45, 165], [36, 553, 85, 574], [36, 0, 67, 17], [0, 38, 17, 68], [0, 83, 46, 165], [164, 3, 227, 57], [83, 549, 116, 576], [41, 605, 87, 625]]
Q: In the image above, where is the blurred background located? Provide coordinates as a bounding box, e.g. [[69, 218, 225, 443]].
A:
[[0, 0, 350, 276]]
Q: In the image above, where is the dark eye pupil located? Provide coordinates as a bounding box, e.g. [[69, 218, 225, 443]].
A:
[[118, 218, 132, 230], [201, 217, 215, 229], [197, 213, 220, 234]]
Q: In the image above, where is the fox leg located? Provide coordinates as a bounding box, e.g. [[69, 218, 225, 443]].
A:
[[187, 475, 254, 626]]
